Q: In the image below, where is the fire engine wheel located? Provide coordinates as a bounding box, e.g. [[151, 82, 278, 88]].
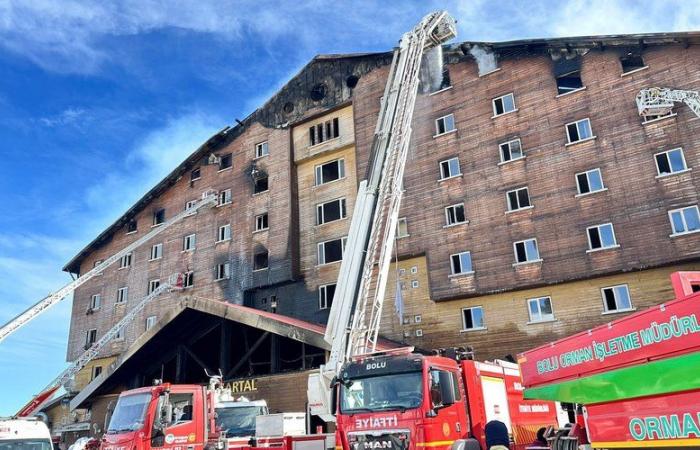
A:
[[451, 438, 480, 450]]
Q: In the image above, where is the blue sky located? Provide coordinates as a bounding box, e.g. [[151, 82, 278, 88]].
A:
[[1, 0, 699, 415]]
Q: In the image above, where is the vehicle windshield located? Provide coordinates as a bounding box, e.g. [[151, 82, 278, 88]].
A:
[[216, 406, 264, 437], [340, 371, 423, 413], [107, 393, 151, 433], [0, 440, 52, 450]]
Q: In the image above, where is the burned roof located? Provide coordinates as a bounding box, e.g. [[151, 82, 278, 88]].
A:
[[63, 31, 700, 273]]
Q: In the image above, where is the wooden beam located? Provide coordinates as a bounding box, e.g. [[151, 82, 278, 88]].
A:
[[225, 332, 270, 379], [183, 344, 210, 373]]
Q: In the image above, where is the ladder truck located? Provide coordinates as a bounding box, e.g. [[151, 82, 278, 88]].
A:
[[7, 189, 220, 416]]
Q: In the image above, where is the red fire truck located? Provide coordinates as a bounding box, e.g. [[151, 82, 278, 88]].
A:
[[335, 348, 558, 450]]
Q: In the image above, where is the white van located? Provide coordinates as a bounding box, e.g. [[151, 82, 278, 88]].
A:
[[0, 418, 53, 450]]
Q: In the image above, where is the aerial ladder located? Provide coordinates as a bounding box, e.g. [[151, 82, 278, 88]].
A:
[[636, 87, 700, 118], [16, 273, 185, 416], [307, 11, 457, 421], [0, 189, 219, 344]]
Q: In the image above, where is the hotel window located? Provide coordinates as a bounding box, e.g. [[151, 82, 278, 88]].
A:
[[396, 218, 409, 238], [254, 175, 269, 194], [126, 219, 137, 233], [254, 250, 269, 271], [148, 279, 160, 294], [119, 252, 132, 269], [556, 71, 584, 95], [602, 285, 633, 313], [655, 148, 688, 176], [514, 238, 540, 264], [255, 141, 269, 158], [153, 209, 165, 226], [183, 234, 196, 251], [218, 189, 232, 206], [461, 306, 485, 331], [317, 198, 347, 225], [318, 237, 347, 265], [506, 187, 531, 211], [90, 294, 101, 310], [439, 157, 461, 179], [255, 213, 269, 231], [150, 243, 162, 260], [309, 118, 340, 146], [492, 93, 516, 116], [528, 296, 554, 322], [85, 329, 97, 347], [185, 199, 197, 210], [91, 366, 102, 380], [115, 326, 125, 341], [215, 262, 231, 280], [587, 223, 618, 250], [145, 316, 157, 331], [218, 224, 231, 242], [499, 139, 524, 163], [116, 287, 128, 304], [669, 206, 700, 236], [319, 284, 336, 310], [576, 168, 605, 195], [315, 159, 345, 185], [190, 167, 201, 181], [450, 251, 473, 275], [435, 114, 456, 135], [219, 153, 232, 170], [183, 272, 194, 288], [620, 54, 645, 73], [566, 118, 593, 143], [445, 203, 467, 226]]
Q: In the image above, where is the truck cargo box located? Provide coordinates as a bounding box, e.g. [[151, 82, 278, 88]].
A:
[[256, 413, 306, 437]]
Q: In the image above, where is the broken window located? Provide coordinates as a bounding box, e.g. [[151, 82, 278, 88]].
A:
[[439, 157, 461, 179], [435, 114, 456, 135], [566, 118, 593, 143], [254, 250, 269, 271], [445, 203, 467, 226], [254, 175, 268, 194], [450, 251, 473, 275], [620, 54, 645, 74], [576, 168, 605, 195], [150, 243, 162, 260], [514, 238, 540, 264], [655, 148, 688, 176], [183, 234, 196, 251], [218, 189, 232, 206], [556, 71, 584, 95], [319, 284, 336, 310], [587, 223, 617, 250], [499, 139, 524, 163], [317, 237, 347, 265], [309, 118, 340, 145], [461, 306, 484, 330], [316, 198, 347, 225], [183, 271, 194, 288], [117, 287, 128, 304], [119, 252, 132, 269], [217, 224, 231, 242], [219, 153, 232, 170], [506, 187, 531, 211], [315, 159, 345, 185], [90, 294, 101, 310], [396, 217, 409, 238], [85, 329, 97, 347], [191, 167, 201, 181], [215, 262, 231, 280], [126, 219, 137, 234], [256, 141, 269, 158], [601, 285, 632, 312], [148, 279, 160, 294], [153, 209, 165, 226], [255, 213, 269, 231], [492, 93, 516, 116]]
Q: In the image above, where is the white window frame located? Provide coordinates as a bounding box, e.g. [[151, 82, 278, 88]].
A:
[[91, 365, 102, 380], [314, 158, 346, 186], [119, 252, 132, 269], [145, 316, 157, 331], [255, 213, 269, 232], [183, 234, 196, 252], [499, 138, 524, 163], [461, 306, 486, 331], [601, 284, 634, 314], [319, 284, 336, 310], [215, 262, 231, 281], [668, 205, 700, 237], [439, 157, 461, 180], [90, 294, 101, 310], [527, 296, 555, 323], [218, 189, 232, 206], [513, 238, 541, 264], [150, 243, 163, 261], [185, 199, 197, 210], [450, 251, 474, 276], [506, 187, 532, 212], [576, 168, 606, 196], [255, 141, 269, 158], [654, 148, 689, 177], [586, 223, 619, 251], [217, 224, 231, 242], [411, 280, 419, 288], [115, 326, 125, 341], [396, 217, 409, 239], [116, 287, 128, 304], [148, 279, 160, 294], [183, 271, 194, 288], [316, 198, 347, 225], [85, 329, 97, 346], [492, 93, 516, 117], [434, 113, 456, 136], [565, 118, 595, 144], [317, 237, 348, 265], [445, 203, 467, 226]]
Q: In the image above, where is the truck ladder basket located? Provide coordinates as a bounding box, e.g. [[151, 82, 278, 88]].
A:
[[636, 87, 700, 118]]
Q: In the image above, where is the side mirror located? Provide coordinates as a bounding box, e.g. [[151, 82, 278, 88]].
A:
[[161, 403, 173, 427]]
